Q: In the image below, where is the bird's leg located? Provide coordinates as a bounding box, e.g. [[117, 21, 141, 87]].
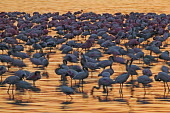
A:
[[119, 83, 121, 93], [7, 84, 11, 94], [106, 86, 108, 95], [91, 71, 93, 78], [166, 82, 169, 91], [164, 82, 166, 92], [0, 75, 2, 83], [12, 84, 14, 95], [82, 79, 84, 93], [70, 78, 72, 87], [91, 85, 101, 95], [102, 85, 107, 93], [68, 94, 73, 100], [121, 83, 124, 93], [33, 81, 35, 87], [143, 84, 146, 95]]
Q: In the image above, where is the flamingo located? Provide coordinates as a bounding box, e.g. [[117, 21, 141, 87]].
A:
[[154, 72, 170, 92], [114, 58, 133, 93], [137, 75, 153, 94], [142, 68, 152, 77], [73, 67, 89, 92], [161, 65, 169, 73], [16, 80, 39, 92], [98, 65, 114, 77], [0, 65, 7, 82], [26, 71, 41, 86], [1, 75, 20, 94], [97, 56, 114, 70], [61, 84, 74, 99], [91, 73, 115, 95]]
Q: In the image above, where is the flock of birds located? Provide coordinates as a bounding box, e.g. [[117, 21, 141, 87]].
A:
[[0, 11, 170, 100]]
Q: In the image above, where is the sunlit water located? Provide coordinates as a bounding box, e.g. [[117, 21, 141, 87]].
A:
[[0, 0, 170, 113]]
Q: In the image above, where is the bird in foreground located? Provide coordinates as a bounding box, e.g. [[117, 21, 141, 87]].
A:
[[114, 58, 133, 93], [26, 71, 41, 86], [61, 85, 74, 99], [16, 80, 40, 92], [91, 73, 115, 95], [1, 76, 20, 94], [154, 72, 170, 92]]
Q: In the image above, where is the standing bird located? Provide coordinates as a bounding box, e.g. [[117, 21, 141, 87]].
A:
[[0, 65, 7, 82], [97, 56, 114, 70], [26, 71, 41, 86], [154, 72, 170, 92], [114, 58, 133, 93], [1, 75, 20, 94], [142, 68, 152, 77], [91, 74, 115, 95], [73, 67, 89, 92], [137, 75, 153, 94], [16, 80, 38, 92], [61, 85, 74, 99]]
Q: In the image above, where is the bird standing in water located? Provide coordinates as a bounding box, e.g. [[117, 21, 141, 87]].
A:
[[1, 75, 20, 94], [26, 71, 41, 86], [91, 73, 115, 95], [137, 75, 153, 94], [61, 84, 74, 99]]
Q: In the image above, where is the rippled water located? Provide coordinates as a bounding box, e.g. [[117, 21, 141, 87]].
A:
[[1, 0, 170, 113]]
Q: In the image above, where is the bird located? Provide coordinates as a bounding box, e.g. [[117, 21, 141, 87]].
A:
[[26, 71, 41, 86], [61, 85, 74, 99], [161, 65, 169, 73], [114, 58, 133, 93], [98, 65, 114, 77], [97, 56, 114, 70], [154, 72, 170, 92], [16, 80, 39, 92], [73, 67, 89, 92], [142, 68, 152, 77], [0, 65, 7, 82], [137, 75, 153, 94], [91, 73, 115, 95], [1, 75, 20, 94]]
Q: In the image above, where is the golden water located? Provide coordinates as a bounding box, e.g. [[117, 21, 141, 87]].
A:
[[0, 0, 170, 113]]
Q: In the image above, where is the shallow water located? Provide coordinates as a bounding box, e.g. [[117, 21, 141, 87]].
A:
[[0, 0, 170, 113]]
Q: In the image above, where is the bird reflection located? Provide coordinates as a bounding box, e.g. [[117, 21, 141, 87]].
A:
[[136, 96, 152, 104], [92, 95, 111, 102], [7, 92, 15, 100]]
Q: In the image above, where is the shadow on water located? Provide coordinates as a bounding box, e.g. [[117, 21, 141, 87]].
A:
[[7, 93, 32, 106], [155, 90, 170, 102]]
